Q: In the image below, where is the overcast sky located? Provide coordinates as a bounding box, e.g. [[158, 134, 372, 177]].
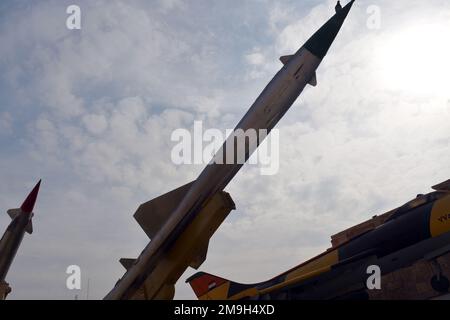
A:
[[0, 0, 449, 300]]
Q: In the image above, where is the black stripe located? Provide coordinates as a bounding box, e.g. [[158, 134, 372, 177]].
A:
[[338, 201, 433, 260]]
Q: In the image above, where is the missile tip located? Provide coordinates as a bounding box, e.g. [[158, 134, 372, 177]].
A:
[[20, 179, 41, 213]]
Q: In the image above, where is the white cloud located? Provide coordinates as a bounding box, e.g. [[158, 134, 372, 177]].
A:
[[245, 51, 265, 65], [0, 112, 12, 135], [0, 0, 449, 300], [82, 114, 108, 135]]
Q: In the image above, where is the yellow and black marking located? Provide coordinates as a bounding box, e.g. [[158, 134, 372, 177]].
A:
[[430, 194, 450, 237], [188, 189, 450, 300]]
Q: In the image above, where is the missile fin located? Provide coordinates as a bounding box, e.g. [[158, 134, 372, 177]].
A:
[[189, 241, 209, 270], [25, 220, 33, 234], [432, 179, 450, 191], [134, 181, 195, 239], [119, 258, 136, 270], [279, 55, 294, 65], [7, 208, 21, 220], [308, 72, 317, 86]]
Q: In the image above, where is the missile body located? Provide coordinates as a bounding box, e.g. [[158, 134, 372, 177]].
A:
[[0, 180, 41, 298], [105, 1, 355, 300]]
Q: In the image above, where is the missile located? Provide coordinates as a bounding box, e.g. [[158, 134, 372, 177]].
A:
[[104, 1, 355, 300], [187, 180, 450, 300], [0, 180, 41, 299]]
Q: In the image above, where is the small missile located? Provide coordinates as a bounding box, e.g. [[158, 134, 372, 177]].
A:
[[0, 180, 41, 299]]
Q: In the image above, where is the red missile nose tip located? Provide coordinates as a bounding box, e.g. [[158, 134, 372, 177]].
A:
[[20, 179, 41, 213]]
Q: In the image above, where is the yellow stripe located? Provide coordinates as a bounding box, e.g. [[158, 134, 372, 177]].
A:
[[228, 250, 339, 299], [259, 265, 331, 296], [199, 282, 230, 300], [285, 249, 339, 281], [430, 194, 450, 237]]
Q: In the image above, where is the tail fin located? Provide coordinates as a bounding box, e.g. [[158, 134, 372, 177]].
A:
[[6, 209, 33, 234], [7, 209, 21, 220], [186, 272, 257, 300], [134, 181, 194, 240]]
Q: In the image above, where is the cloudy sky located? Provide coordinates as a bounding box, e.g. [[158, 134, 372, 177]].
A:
[[0, 0, 449, 300]]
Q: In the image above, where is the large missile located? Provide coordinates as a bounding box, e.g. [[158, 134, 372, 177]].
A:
[[0, 180, 41, 299], [104, 1, 355, 300]]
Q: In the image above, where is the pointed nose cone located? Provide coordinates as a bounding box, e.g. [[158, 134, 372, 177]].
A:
[[304, 0, 355, 59], [20, 179, 41, 213]]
